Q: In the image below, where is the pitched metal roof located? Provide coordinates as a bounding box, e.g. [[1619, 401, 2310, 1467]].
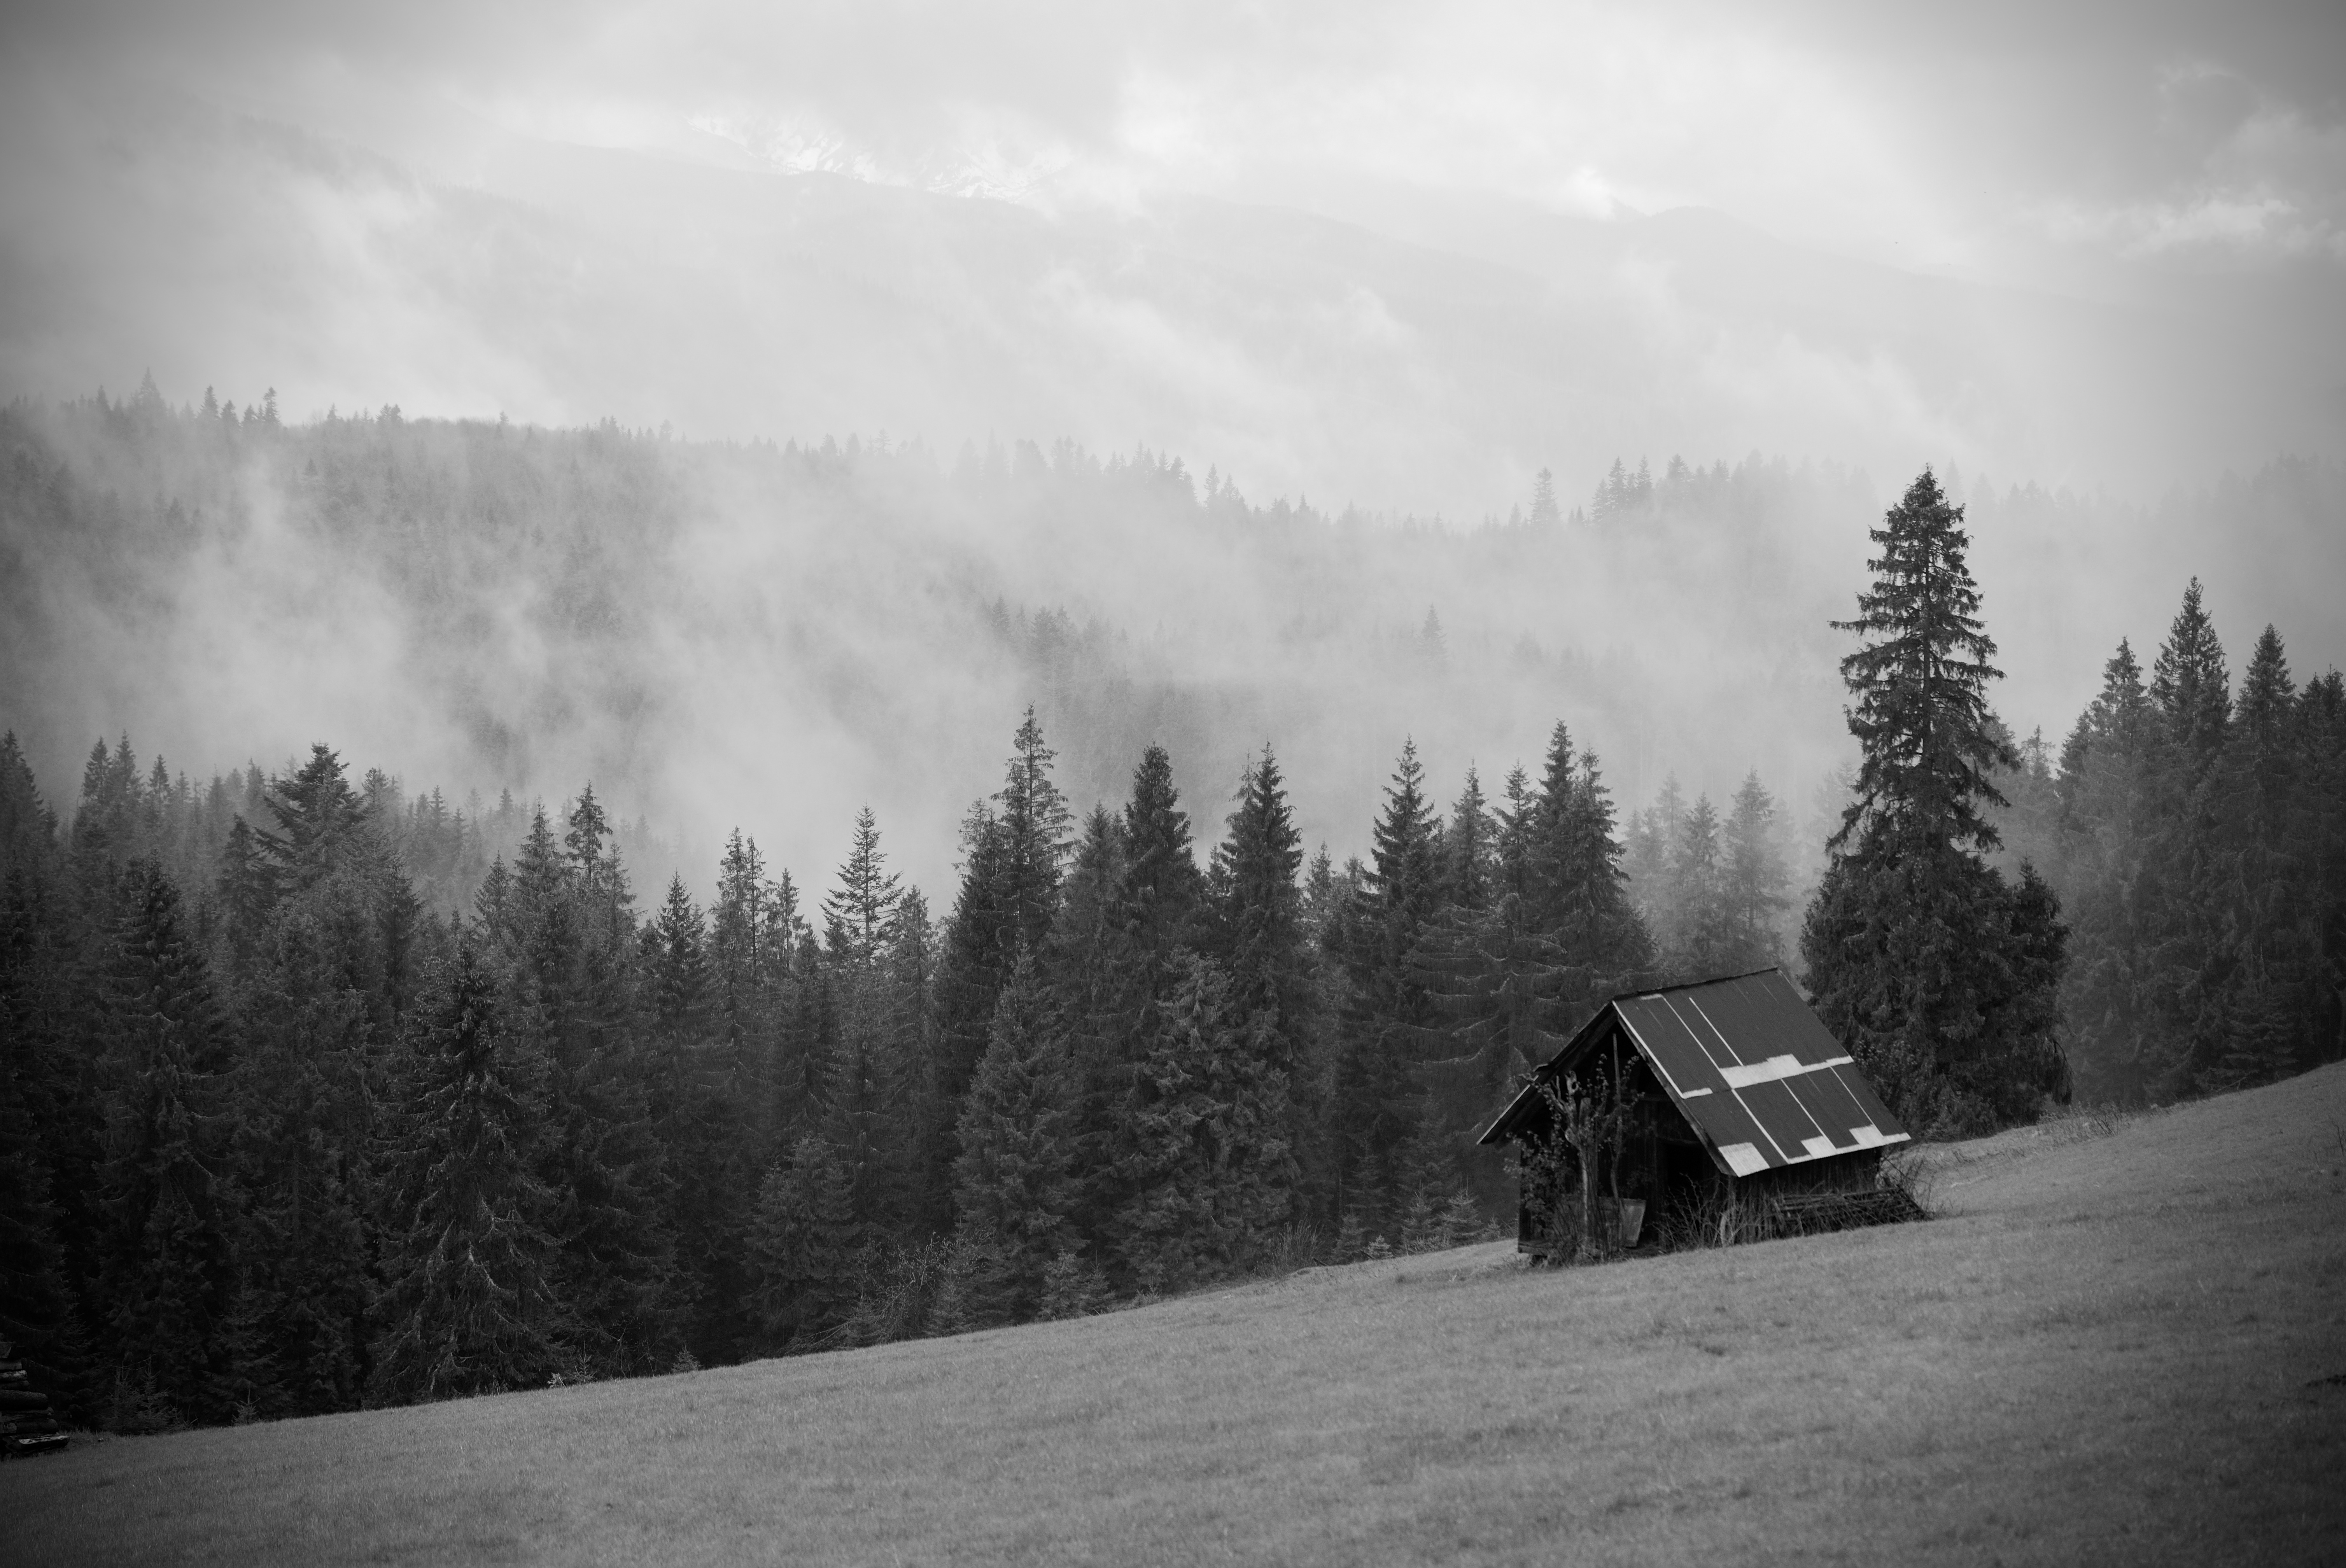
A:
[[1476, 968, 1910, 1177]]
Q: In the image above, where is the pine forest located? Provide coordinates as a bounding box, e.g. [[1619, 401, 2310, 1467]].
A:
[[4, 393, 2343, 1435]]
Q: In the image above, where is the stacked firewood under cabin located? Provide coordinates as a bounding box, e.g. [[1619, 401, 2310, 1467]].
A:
[[0, 1340, 69, 1458]]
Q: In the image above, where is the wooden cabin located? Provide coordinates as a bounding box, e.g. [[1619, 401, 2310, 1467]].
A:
[[1477, 968, 1916, 1255]]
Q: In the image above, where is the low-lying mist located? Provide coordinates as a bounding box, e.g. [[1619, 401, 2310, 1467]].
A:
[[2, 387, 2339, 909]]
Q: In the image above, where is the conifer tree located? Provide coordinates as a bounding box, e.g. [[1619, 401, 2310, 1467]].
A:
[[1034, 1247, 1110, 1320], [997, 707, 1072, 953], [1361, 740, 1442, 1020], [774, 922, 835, 1143], [1120, 744, 1202, 978], [885, 885, 936, 1104], [2206, 625, 2307, 1089], [2137, 581, 2240, 1094], [0, 1074, 88, 1419], [375, 945, 558, 1401], [1800, 469, 2068, 1132], [1210, 747, 1322, 1218], [640, 875, 732, 1351], [1445, 766, 1496, 914], [1719, 771, 1790, 971], [710, 830, 784, 1158], [1528, 467, 1562, 529], [951, 946, 1078, 1318], [748, 1135, 859, 1350], [1214, 747, 1312, 1053], [71, 735, 145, 868], [2298, 672, 2346, 1067], [100, 863, 238, 1425], [554, 791, 672, 1370], [917, 805, 1014, 1234], [1665, 793, 1729, 976], [213, 817, 278, 978], [1331, 740, 1442, 1230], [221, 883, 383, 1418], [823, 808, 903, 971], [2150, 579, 2231, 771], [1411, 761, 1574, 1214], [0, 840, 93, 1418], [1049, 806, 1135, 1242], [2056, 638, 2166, 1101], [919, 714, 1070, 1232], [1391, 1091, 1477, 1253], [1525, 724, 1651, 1010], [819, 811, 911, 1244], [1112, 953, 1292, 1292], [0, 732, 58, 887], [258, 746, 370, 892]]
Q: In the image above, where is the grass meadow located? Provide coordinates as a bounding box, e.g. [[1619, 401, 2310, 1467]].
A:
[[7, 1064, 2344, 1566]]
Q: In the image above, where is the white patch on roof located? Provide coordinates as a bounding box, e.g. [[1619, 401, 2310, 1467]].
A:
[[1717, 1142, 1770, 1176], [1717, 1053, 1853, 1088], [1847, 1124, 1910, 1149], [1800, 1135, 1838, 1158]]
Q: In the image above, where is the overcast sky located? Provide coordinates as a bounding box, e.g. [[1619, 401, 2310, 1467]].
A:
[[18, 1, 2340, 268], [2, 0, 2342, 885], [3, 0, 2341, 504]]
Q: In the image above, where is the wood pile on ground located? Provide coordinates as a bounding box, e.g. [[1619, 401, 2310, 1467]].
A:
[[1761, 1187, 1927, 1237], [0, 1340, 70, 1459]]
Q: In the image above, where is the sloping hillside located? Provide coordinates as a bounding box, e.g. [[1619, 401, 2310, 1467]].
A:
[[6, 1067, 2343, 1566]]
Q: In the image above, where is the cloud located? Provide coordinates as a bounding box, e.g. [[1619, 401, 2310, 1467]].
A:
[[2, 0, 2340, 506], [16, 0, 2340, 285]]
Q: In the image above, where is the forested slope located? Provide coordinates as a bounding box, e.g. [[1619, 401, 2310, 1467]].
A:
[[2, 390, 2342, 1438]]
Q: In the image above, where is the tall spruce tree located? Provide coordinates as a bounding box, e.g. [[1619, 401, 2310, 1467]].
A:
[[1801, 469, 2068, 1133], [1331, 740, 1443, 1231], [1719, 771, 1790, 970], [1444, 766, 1496, 914], [99, 863, 238, 1427], [258, 746, 371, 892], [2056, 638, 2167, 1101], [821, 809, 912, 1244], [1120, 744, 1202, 985], [0, 732, 58, 887], [1111, 953, 1292, 1292], [641, 875, 733, 1355], [375, 945, 559, 1401], [919, 713, 1071, 1234], [710, 829, 785, 1157], [527, 790, 672, 1376], [1049, 805, 1136, 1244], [0, 1053, 88, 1419], [747, 1135, 858, 1351], [997, 707, 1073, 953], [1528, 724, 1652, 1010], [222, 882, 383, 1418], [951, 945, 1080, 1320], [1213, 748, 1311, 1058], [1411, 763, 1573, 1214], [2206, 626, 2310, 1088], [2139, 581, 2238, 1095], [1665, 793, 1729, 977], [2300, 672, 2346, 1068], [916, 803, 1015, 1234], [823, 808, 903, 971], [1209, 747, 1321, 1218], [0, 757, 95, 1417]]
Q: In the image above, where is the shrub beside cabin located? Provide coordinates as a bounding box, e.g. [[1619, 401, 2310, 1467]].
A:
[[1478, 969, 1919, 1256]]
